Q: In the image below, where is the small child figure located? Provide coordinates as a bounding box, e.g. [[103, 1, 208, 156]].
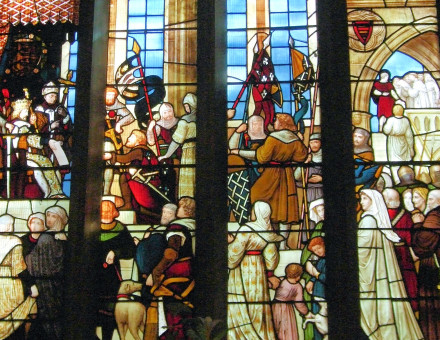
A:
[[305, 236, 327, 340], [272, 263, 311, 340]]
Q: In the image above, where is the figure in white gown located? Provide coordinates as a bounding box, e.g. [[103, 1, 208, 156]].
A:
[[358, 189, 423, 339], [382, 104, 414, 182], [227, 201, 283, 339]]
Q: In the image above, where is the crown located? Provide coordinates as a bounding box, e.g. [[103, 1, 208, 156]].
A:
[[11, 98, 31, 111], [11, 98, 31, 119]]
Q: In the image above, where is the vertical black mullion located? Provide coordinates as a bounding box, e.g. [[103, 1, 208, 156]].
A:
[[64, 0, 109, 339], [317, 1, 363, 339], [195, 0, 228, 322]]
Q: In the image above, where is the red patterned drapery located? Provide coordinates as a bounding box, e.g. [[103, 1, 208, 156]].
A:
[[0, 0, 79, 63], [0, 24, 10, 58], [0, 0, 80, 26]]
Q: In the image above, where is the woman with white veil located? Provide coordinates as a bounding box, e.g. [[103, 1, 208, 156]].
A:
[[228, 201, 284, 339], [0, 214, 37, 339], [308, 198, 325, 236], [358, 189, 423, 339]]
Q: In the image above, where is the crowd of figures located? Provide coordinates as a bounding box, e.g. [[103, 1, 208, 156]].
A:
[[97, 84, 200, 339], [0, 197, 196, 340], [226, 107, 328, 339], [103, 89, 197, 224], [354, 113, 440, 339], [2, 61, 440, 339], [101, 74, 327, 339], [227, 201, 327, 340], [0, 63, 200, 338], [393, 72, 440, 109], [0, 206, 68, 340], [223, 67, 440, 339], [96, 198, 196, 340], [0, 82, 72, 199], [355, 184, 440, 340], [225, 173, 440, 339], [372, 69, 440, 131], [369, 70, 440, 339]]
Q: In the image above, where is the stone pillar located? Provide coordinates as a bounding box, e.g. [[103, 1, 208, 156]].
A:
[[317, 0, 364, 338], [164, 0, 197, 116], [194, 0, 228, 323], [64, 1, 109, 339]]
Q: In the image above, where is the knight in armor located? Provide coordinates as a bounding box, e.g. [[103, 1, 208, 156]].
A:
[[105, 86, 135, 135]]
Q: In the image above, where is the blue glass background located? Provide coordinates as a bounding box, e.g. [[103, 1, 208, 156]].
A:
[[228, 14, 247, 29], [147, 16, 164, 30], [128, 16, 146, 30], [127, 0, 165, 86], [228, 49, 247, 66], [228, 31, 247, 48], [147, 0, 164, 15], [227, 0, 246, 13], [270, 0, 288, 13], [128, 0, 146, 15], [289, 0, 306, 11]]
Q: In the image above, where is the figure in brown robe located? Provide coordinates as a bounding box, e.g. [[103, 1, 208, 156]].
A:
[[232, 113, 307, 249], [412, 190, 440, 340]]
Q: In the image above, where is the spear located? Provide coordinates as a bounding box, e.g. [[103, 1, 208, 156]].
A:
[[237, 85, 252, 149], [290, 36, 301, 113], [299, 66, 320, 242], [131, 40, 161, 156], [59, 70, 75, 107], [6, 134, 11, 198], [289, 36, 316, 243], [231, 35, 271, 110]]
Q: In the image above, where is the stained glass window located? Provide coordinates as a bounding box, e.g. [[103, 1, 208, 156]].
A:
[[100, 0, 197, 338], [226, 0, 325, 339], [347, 1, 440, 339], [1, 0, 440, 339], [0, 1, 79, 338]]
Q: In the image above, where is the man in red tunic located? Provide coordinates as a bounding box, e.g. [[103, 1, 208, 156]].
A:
[[382, 188, 418, 313], [146, 102, 179, 157], [371, 69, 398, 131]]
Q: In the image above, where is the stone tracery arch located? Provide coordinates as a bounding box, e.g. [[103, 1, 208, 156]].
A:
[[352, 16, 439, 128]]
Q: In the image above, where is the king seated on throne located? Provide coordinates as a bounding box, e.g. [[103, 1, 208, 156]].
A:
[[6, 97, 65, 198]]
